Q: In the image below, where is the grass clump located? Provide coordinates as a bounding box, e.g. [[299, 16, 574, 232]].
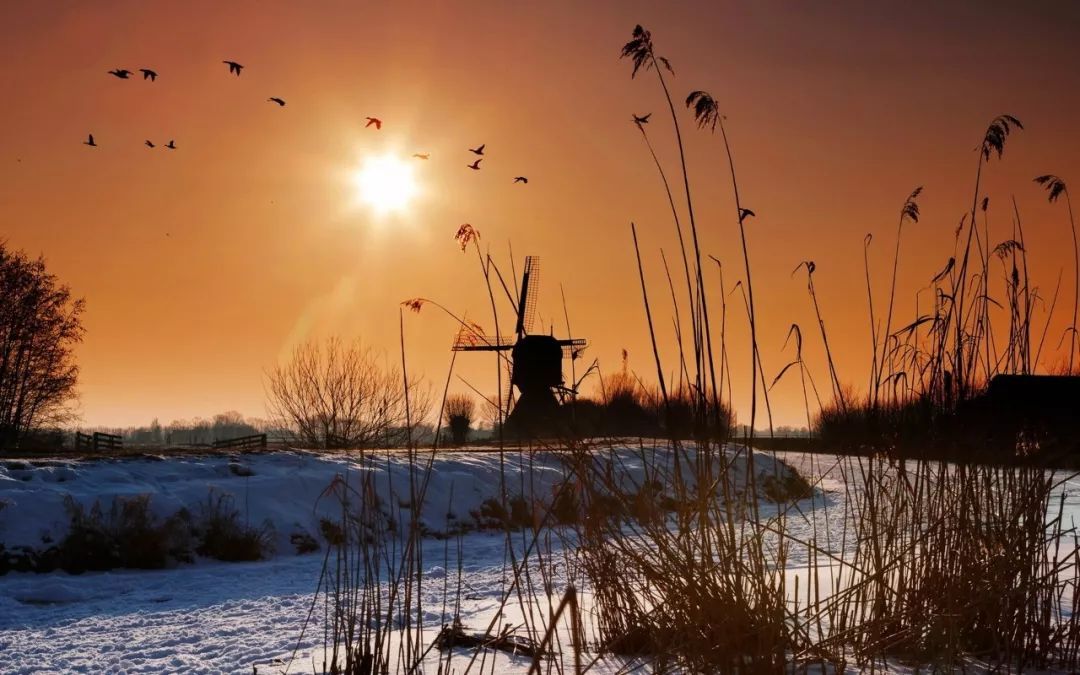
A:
[[193, 491, 274, 562], [760, 468, 813, 503], [289, 530, 320, 554], [571, 445, 799, 672], [58, 494, 192, 573], [470, 495, 536, 530]]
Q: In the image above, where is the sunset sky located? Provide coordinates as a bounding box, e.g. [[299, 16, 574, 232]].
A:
[[3, 1, 1079, 429]]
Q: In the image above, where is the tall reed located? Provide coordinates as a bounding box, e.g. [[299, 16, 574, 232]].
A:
[[1034, 175, 1078, 372], [290, 25, 1080, 675]]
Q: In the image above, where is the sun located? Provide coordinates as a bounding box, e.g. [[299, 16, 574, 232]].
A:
[[353, 153, 419, 215]]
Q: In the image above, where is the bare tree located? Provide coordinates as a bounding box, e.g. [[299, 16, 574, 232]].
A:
[[0, 243, 84, 447], [265, 337, 430, 449]]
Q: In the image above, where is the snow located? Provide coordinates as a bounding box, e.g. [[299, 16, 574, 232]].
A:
[[0, 445, 799, 674], [0, 445, 793, 555], [0, 524, 599, 673], [2, 447, 1075, 673], [1, 554, 340, 672]]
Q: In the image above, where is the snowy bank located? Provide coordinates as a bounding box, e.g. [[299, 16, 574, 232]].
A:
[[0, 444, 807, 572]]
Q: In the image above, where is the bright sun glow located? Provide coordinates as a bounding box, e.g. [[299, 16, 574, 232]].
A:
[[353, 154, 419, 215]]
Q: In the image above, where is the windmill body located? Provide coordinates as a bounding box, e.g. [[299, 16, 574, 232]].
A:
[[452, 256, 585, 436], [509, 334, 564, 425]]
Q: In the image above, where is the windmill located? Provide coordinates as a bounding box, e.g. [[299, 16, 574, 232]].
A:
[[452, 256, 587, 434]]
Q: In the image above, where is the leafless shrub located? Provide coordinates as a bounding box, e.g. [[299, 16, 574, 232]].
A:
[[266, 337, 431, 449]]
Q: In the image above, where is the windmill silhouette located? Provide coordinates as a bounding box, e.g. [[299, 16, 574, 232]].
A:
[[452, 256, 586, 434]]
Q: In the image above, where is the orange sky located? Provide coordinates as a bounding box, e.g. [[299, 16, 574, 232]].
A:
[[3, 1, 1079, 429]]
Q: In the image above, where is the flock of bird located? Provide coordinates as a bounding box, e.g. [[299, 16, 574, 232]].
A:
[[84, 61, 530, 184]]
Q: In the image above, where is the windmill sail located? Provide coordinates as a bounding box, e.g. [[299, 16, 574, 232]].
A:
[[560, 338, 588, 359], [501, 362, 515, 413], [515, 256, 540, 337], [452, 331, 515, 351]]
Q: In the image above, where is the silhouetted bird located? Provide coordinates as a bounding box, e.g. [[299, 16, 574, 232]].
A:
[[108, 69, 132, 79], [165, 140, 176, 150], [469, 144, 485, 156], [513, 176, 528, 184], [268, 97, 286, 107], [412, 153, 430, 160], [738, 208, 755, 223], [84, 134, 97, 147], [632, 113, 651, 125], [140, 69, 157, 81], [223, 61, 244, 76], [365, 117, 382, 129], [467, 159, 482, 170], [145, 140, 155, 148]]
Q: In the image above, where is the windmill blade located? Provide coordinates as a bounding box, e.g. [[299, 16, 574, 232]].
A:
[[451, 332, 515, 351], [515, 256, 540, 337], [559, 338, 588, 360], [500, 366, 514, 414], [453, 344, 514, 352], [489, 260, 520, 317]]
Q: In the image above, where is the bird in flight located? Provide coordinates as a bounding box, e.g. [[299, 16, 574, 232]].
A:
[[108, 69, 132, 79], [145, 140, 155, 148], [469, 144, 485, 156], [140, 69, 157, 81], [84, 134, 97, 147], [632, 113, 651, 125], [365, 117, 382, 130], [165, 140, 176, 150], [267, 97, 286, 107], [467, 159, 482, 170], [223, 61, 243, 76], [513, 176, 528, 184], [412, 153, 430, 160]]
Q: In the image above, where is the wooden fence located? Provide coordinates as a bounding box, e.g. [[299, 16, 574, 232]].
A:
[[75, 431, 123, 452], [212, 433, 267, 451]]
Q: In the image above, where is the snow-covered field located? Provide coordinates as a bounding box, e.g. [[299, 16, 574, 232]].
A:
[[0, 446, 790, 554], [0, 446, 798, 674], [0, 531, 576, 674], [2, 448, 1077, 674]]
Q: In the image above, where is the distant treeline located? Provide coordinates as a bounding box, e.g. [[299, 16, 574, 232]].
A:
[[83, 411, 271, 447], [83, 411, 453, 449], [65, 403, 807, 452]]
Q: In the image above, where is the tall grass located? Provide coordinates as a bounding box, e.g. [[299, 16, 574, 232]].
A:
[[585, 25, 1079, 673], [288, 24, 1080, 675], [876, 187, 923, 407], [623, 26, 724, 439], [826, 456, 1080, 671], [1034, 175, 1078, 372]]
